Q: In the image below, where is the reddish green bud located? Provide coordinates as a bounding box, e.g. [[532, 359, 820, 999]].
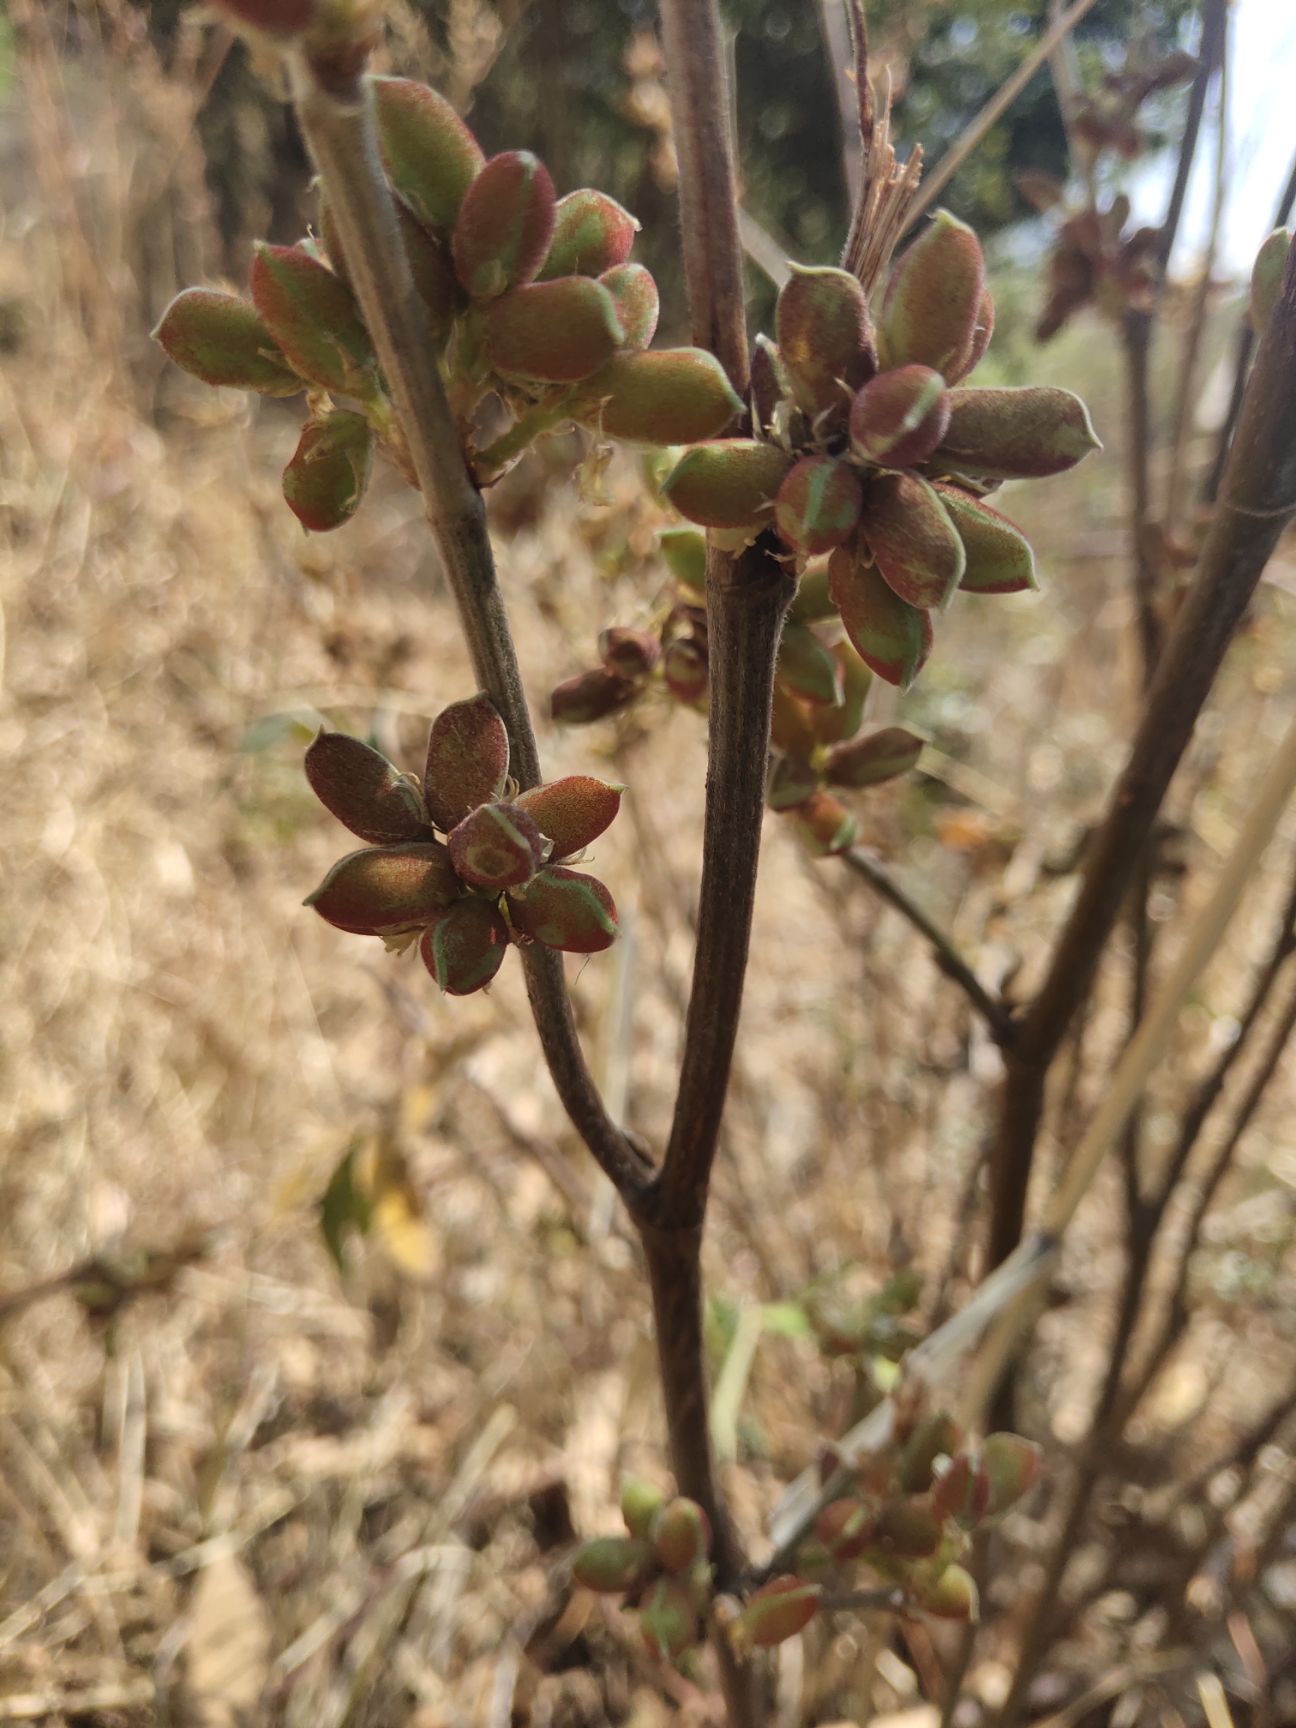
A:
[[662, 439, 792, 530], [788, 564, 835, 624], [516, 775, 624, 859], [825, 725, 923, 790], [583, 348, 744, 444], [872, 1497, 942, 1559], [250, 242, 375, 396], [662, 638, 708, 705], [775, 264, 876, 416], [828, 545, 933, 690], [933, 386, 1101, 480], [860, 472, 965, 609], [651, 1497, 712, 1574], [304, 731, 431, 844], [778, 621, 845, 707], [771, 686, 819, 758], [734, 1577, 822, 1650], [767, 754, 819, 812], [512, 866, 617, 953], [305, 841, 458, 935], [153, 288, 302, 396], [659, 527, 707, 593], [850, 364, 951, 469], [620, 1476, 666, 1541], [448, 800, 545, 890], [419, 898, 510, 995], [641, 1577, 699, 1663], [372, 76, 484, 234], [540, 189, 639, 279], [930, 1452, 991, 1526], [485, 277, 624, 382], [811, 641, 873, 745], [791, 789, 858, 856], [452, 150, 556, 300], [282, 410, 373, 532], [599, 627, 661, 680], [1250, 227, 1293, 334], [599, 263, 660, 350], [880, 210, 985, 378], [775, 456, 865, 557], [815, 1498, 874, 1561], [918, 1563, 979, 1621], [933, 484, 1038, 594], [571, 1534, 654, 1594], [979, 1433, 1042, 1515], [898, 1412, 961, 1493], [423, 695, 510, 832], [551, 667, 638, 724]]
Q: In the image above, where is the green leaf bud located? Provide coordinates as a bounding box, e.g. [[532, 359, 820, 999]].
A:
[[934, 484, 1039, 593], [933, 386, 1101, 480], [825, 725, 923, 791], [775, 263, 876, 417], [305, 842, 459, 935], [281, 410, 374, 532], [581, 348, 744, 445], [828, 545, 933, 690], [423, 695, 510, 833], [452, 150, 556, 300], [448, 801, 545, 891], [775, 455, 865, 557], [250, 242, 376, 396], [880, 210, 985, 379], [511, 866, 618, 953], [516, 775, 624, 859], [859, 472, 966, 609], [419, 898, 510, 995], [850, 363, 951, 469], [152, 288, 302, 396], [599, 263, 660, 350], [304, 731, 431, 844], [372, 75, 484, 234], [540, 188, 639, 279], [662, 439, 792, 530]]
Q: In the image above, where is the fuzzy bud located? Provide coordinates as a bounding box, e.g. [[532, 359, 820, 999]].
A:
[[662, 439, 792, 530], [824, 726, 923, 791], [250, 243, 375, 396], [777, 622, 845, 707], [859, 472, 965, 610], [599, 263, 660, 350], [828, 545, 934, 690], [304, 731, 431, 844], [485, 276, 624, 382], [620, 1477, 666, 1541], [540, 189, 639, 279], [153, 289, 303, 396], [651, 1498, 712, 1575], [933, 485, 1039, 594], [551, 667, 638, 724], [659, 527, 707, 594], [282, 410, 374, 532], [516, 775, 624, 859], [511, 866, 618, 953], [850, 364, 951, 469], [812, 641, 873, 745], [880, 210, 986, 379], [918, 1564, 979, 1621], [372, 76, 484, 234], [767, 754, 819, 812], [871, 1497, 942, 1559], [733, 1577, 822, 1650], [599, 627, 661, 680], [448, 801, 545, 890], [581, 349, 744, 444], [979, 1433, 1042, 1515], [571, 1535, 654, 1594], [423, 696, 510, 833], [305, 842, 459, 935], [419, 898, 510, 995], [930, 1451, 992, 1526], [452, 150, 556, 300], [790, 789, 858, 856], [775, 456, 865, 557], [775, 264, 876, 416], [932, 386, 1101, 480], [640, 1578, 700, 1663]]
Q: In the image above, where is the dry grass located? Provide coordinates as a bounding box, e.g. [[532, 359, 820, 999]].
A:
[[2, 18, 1295, 1728]]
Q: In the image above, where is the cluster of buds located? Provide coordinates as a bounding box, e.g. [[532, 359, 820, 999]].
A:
[[551, 523, 925, 857], [570, 1481, 717, 1666], [654, 211, 1098, 693], [154, 72, 744, 529], [785, 1412, 1041, 1625], [1023, 43, 1198, 341], [303, 695, 622, 994]]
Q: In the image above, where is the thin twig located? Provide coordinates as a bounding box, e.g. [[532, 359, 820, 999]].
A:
[[904, 0, 1102, 231], [838, 846, 1013, 1042], [289, 63, 649, 1207]]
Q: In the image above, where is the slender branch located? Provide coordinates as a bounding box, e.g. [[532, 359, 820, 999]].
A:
[[290, 63, 649, 1206], [643, 540, 795, 1229], [657, 0, 749, 396], [838, 846, 1013, 1042], [985, 241, 1296, 1274], [904, 0, 1102, 231], [1157, 0, 1227, 279]]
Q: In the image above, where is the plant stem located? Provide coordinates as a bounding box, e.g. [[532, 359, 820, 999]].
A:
[[839, 846, 1013, 1043], [984, 240, 1296, 1276], [290, 63, 649, 1207]]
